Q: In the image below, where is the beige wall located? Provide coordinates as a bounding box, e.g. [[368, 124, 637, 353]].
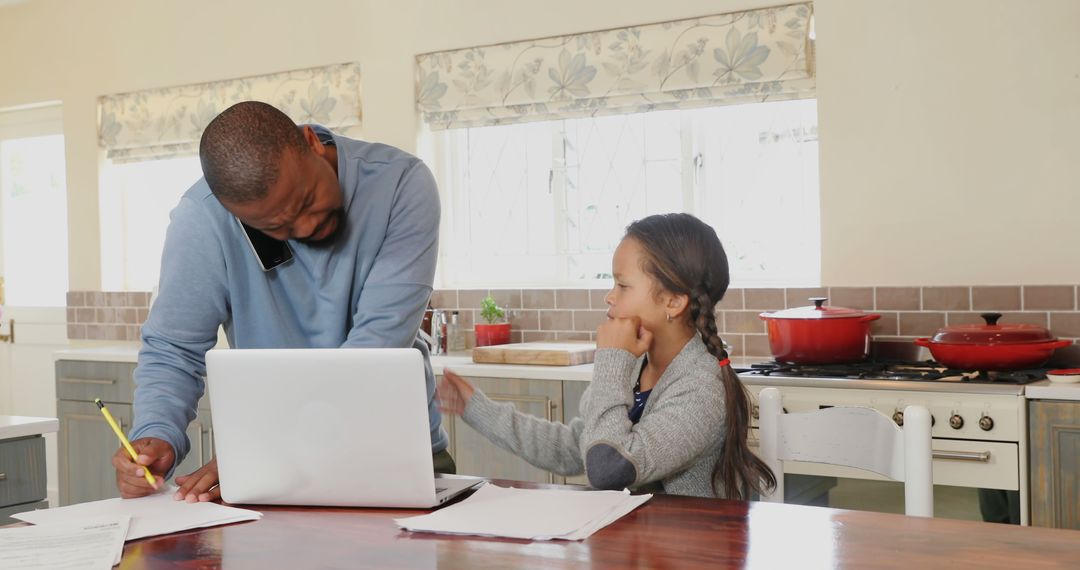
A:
[[1, 0, 1078, 289]]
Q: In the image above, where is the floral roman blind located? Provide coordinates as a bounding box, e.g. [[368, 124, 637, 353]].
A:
[[98, 63, 362, 163], [416, 3, 814, 130]]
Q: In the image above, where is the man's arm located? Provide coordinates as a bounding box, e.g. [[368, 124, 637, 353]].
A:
[[130, 192, 230, 474], [341, 160, 439, 349]]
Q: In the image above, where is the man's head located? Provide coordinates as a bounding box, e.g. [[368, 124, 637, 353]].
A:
[[200, 101, 344, 243]]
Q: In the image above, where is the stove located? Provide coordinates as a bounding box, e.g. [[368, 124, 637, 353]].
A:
[[738, 343, 1035, 524], [739, 360, 1050, 385]]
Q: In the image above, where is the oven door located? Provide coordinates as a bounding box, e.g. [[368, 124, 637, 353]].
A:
[[748, 430, 1023, 523]]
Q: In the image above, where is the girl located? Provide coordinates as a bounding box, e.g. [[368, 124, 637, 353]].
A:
[[438, 213, 775, 499]]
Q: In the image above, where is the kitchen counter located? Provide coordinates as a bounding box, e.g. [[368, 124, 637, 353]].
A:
[[53, 345, 139, 363], [1024, 379, 1080, 401], [53, 346, 768, 383], [0, 416, 58, 440]]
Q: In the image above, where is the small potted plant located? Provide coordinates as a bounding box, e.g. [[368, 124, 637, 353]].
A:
[[474, 294, 511, 347]]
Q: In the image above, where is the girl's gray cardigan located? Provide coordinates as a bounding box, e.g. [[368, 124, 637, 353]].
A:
[[461, 336, 727, 498]]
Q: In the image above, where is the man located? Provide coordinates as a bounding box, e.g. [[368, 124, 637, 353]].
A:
[[112, 101, 450, 501]]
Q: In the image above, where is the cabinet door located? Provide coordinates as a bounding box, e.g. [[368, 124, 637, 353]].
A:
[[451, 377, 563, 484], [58, 400, 131, 506], [1029, 400, 1080, 529]]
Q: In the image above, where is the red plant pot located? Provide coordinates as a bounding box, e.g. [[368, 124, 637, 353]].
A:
[[475, 323, 511, 347]]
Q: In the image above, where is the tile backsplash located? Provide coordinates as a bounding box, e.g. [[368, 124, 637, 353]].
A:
[[67, 285, 1080, 357]]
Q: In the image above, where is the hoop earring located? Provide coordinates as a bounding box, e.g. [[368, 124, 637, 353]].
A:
[[666, 313, 673, 322]]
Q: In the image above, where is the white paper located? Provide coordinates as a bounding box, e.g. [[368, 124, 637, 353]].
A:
[[0, 514, 129, 570], [395, 483, 651, 541], [13, 486, 261, 541]]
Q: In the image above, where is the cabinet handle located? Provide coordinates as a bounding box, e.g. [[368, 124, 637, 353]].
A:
[[932, 450, 991, 463], [0, 472, 7, 481], [60, 378, 117, 385]]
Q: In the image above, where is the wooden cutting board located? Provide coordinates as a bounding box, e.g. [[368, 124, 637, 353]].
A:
[[471, 341, 597, 366]]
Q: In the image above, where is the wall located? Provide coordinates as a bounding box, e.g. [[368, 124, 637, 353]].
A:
[[2, 0, 1079, 289], [67, 285, 1080, 358]]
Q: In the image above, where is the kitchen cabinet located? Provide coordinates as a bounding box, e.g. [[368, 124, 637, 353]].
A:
[[1029, 399, 1080, 529], [0, 416, 58, 523], [446, 375, 575, 484], [56, 359, 213, 506], [0, 436, 48, 524]]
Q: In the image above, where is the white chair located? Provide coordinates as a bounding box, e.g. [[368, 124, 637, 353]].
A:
[[757, 387, 934, 517]]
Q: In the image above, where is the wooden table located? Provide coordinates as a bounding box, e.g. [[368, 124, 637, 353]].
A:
[[110, 481, 1079, 569]]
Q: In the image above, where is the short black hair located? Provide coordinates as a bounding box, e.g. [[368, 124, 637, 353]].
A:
[[199, 101, 308, 203]]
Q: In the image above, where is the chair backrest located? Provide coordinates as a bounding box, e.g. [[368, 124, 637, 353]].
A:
[[757, 387, 934, 517]]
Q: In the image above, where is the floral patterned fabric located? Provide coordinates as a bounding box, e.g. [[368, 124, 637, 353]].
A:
[[98, 63, 362, 163], [416, 3, 814, 130]]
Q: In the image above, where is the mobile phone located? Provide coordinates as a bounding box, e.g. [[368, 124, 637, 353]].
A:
[[237, 218, 293, 271]]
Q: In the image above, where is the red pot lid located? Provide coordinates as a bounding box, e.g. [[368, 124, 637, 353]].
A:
[[931, 313, 1055, 344], [762, 297, 872, 320]]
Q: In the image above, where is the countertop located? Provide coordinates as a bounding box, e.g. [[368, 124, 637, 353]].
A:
[[54, 345, 139, 363], [1025, 380, 1080, 401], [0, 416, 59, 440], [52, 345, 765, 383], [57, 345, 1077, 395]]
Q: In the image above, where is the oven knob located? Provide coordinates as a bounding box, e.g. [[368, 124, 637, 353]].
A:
[[752, 404, 759, 420], [949, 414, 964, 430], [892, 410, 904, 426], [979, 415, 994, 431]]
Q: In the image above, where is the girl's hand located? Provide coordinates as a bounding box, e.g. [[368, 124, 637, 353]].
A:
[[597, 316, 653, 357], [437, 369, 476, 416]]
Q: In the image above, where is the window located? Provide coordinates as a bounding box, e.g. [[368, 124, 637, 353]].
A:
[[0, 105, 68, 307], [99, 157, 202, 291], [428, 99, 820, 288]]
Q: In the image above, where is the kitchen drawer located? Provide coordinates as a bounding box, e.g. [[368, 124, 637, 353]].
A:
[[0, 436, 47, 508], [56, 360, 137, 403]]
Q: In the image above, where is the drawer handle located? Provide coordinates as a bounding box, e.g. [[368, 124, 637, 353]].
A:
[[932, 450, 991, 463], [59, 378, 117, 385], [0, 472, 6, 481]]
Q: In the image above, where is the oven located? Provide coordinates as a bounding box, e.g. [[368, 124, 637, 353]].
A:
[[741, 376, 1029, 525]]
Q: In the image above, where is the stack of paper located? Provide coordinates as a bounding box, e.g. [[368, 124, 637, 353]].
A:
[[395, 483, 651, 541], [0, 515, 129, 569], [13, 486, 261, 541]]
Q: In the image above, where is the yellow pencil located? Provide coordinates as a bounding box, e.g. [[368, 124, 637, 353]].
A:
[[95, 398, 157, 488]]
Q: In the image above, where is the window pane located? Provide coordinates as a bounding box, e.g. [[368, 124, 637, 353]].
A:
[[430, 100, 819, 289], [695, 99, 820, 287], [100, 157, 203, 291], [562, 111, 683, 282], [0, 135, 68, 306]]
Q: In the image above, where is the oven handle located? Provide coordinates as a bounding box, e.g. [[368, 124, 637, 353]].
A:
[[932, 449, 991, 463], [748, 438, 992, 463]]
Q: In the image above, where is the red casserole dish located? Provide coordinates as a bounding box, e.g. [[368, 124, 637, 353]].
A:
[[759, 297, 881, 364], [914, 313, 1071, 370]]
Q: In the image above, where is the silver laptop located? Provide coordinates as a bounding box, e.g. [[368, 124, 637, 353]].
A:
[[205, 348, 481, 508]]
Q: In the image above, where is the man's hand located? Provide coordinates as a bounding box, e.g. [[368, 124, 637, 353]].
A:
[[437, 370, 475, 416], [597, 316, 653, 357], [175, 457, 220, 503], [112, 437, 173, 498]]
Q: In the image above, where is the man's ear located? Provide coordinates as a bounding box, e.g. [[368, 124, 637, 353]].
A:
[[300, 126, 326, 156]]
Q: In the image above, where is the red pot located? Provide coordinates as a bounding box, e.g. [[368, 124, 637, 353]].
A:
[[759, 297, 881, 364], [914, 313, 1071, 370], [475, 322, 511, 347]]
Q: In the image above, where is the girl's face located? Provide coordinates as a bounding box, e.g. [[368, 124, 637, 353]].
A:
[[604, 237, 670, 331]]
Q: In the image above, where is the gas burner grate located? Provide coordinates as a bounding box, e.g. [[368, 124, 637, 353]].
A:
[[739, 360, 1048, 385]]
